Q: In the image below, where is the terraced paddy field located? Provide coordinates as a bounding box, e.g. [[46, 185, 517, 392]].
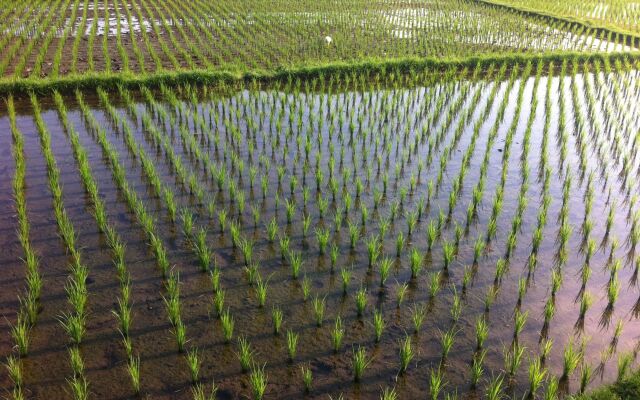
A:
[[3, 0, 640, 399], [1, 56, 640, 399], [0, 0, 638, 80]]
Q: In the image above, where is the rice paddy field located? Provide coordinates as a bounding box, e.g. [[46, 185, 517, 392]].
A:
[[2, 1, 640, 400]]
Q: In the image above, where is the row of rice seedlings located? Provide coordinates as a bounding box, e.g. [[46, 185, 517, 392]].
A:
[[456, 61, 546, 394], [86, 62, 632, 396], [0, 0, 65, 76], [4, 96, 42, 399], [17, 0, 74, 78], [111, 0, 131, 73], [75, 91, 217, 395], [166, 71, 500, 382], [98, 88, 228, 392], [49, 0, 82, 78], [31, 94, 91, 399], [53, 91, 143, 394]]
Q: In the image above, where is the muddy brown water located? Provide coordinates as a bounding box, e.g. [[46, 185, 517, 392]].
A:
[[1, 69, 640, 399]]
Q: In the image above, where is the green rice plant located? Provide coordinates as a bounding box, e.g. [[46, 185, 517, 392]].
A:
[[248, 364, 267, 400], [240, 239, 255, 266], [579, 291, 593, 321], [312, 296, 326, 327], [579, 363, 592, 394], [127, 355, 140, 394], [330, 244, 339, 270], [514, 310, 528, 339], [213, 290, 225, 318], [316, 228, 330, 255], [302, 214, 312, 237], [410, 249, 423, 278], [450, 289, 462, 322], [470, 350, 486, 388], [255, 275, 269, 308], [68, 346, 84, 378], [427, 221, 437, 250], [361, 205, 369, 227], [617, 352, 634, 382], [289, 251, 303, 280], [429, 272, 441, 298], [406, 211, 417, 236], [442, 240, 455, 270], [486, 375, 504, 400], [251, 206, 261, 227], [429, 368, 445, 400], [544, 377, 558, 400], [396, 232, 406, 257], [348, 221, 360, 249], [379, 258, 393, 287], [527, 357, 546, 398], [5, 355, 22, 391], [373, 310, 385, 343], [561, 340, 581, 380], [396, 283, 409, 308], [286, 330, 298, 361], [194, 228, 212, 272], [607, 274, 620, 308], [334, 211, 344, 233], [540, 339, 553, 364], [237, 336, 255, 373], [113, 299, 132, 338], [366, 235, 382, 267], [390, 331, 413, 376], [181, 208, 195, 237], [440, 328, 457, 360], [380, 387, 397, 400], [279, 235, 290, 260], [191, 381, 218, 400], [411, 304, 427, 333], [341, 267, 351, 295], [174, 320, 187, 353], [331, 316, 344, 353], [68, 375, 89, 400], [285, 199, 296, 224], [484, 286, 498, 312], [301, 276, 311, 301], [473, 237, 485, 263], [543, 299, 555, 325], [301, 364, 313, 393], [352, 346, 371, 382], [9, 315, 29, 357], [186, 347, 201, 383], [462, 266, 473, 292], [267, 218, 278, 243], [271, 307, 283, 335], [475, 316, 489, 350], [220, 309, 234, 343], [378, 218, 390, 240], [59, 312, 86, 345], [355, 288, 368, 317], [218, 209, 227, 233], [505, 343, 525, 377]]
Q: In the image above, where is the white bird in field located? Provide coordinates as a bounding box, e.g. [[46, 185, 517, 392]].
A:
[[325, 36, 332, 45]]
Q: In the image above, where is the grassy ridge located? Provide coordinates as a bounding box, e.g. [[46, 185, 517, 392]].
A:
[[1, 50, 639, 96], [575, 371, 640, 400]]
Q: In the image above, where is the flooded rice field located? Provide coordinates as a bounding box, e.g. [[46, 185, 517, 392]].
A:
[[0, 0, 638, 78], [1, 60, 640, 399]]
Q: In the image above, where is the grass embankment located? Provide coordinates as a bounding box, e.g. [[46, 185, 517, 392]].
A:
[[477, 0, 640, 47], [575, 371, 640, 400], [1, 50, 639, 96]]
